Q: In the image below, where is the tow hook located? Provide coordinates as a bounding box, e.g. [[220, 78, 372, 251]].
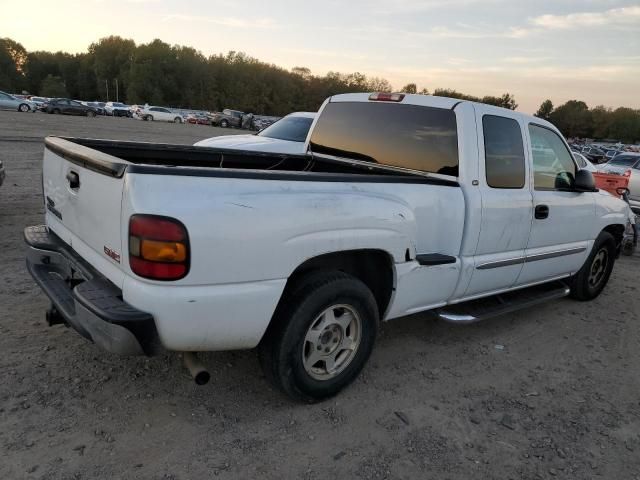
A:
[[46, 305, 65, 326], [182, 352, 211, 385]]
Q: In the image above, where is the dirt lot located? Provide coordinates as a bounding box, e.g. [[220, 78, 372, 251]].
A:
[[1, 111, 639, 480]]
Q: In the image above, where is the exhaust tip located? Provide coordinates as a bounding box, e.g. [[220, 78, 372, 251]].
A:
[[194, 371, 210, 385], [182, 352, 210, 386]]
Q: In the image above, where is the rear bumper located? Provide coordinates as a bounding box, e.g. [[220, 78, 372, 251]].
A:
[[25, 225, 159, 356]]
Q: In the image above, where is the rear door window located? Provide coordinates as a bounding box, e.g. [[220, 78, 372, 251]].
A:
[[482, 115, 525, 188], [309, 101, 459, 176]]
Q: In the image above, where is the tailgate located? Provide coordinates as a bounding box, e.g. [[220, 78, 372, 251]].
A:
[[43, 137, 128, 286]]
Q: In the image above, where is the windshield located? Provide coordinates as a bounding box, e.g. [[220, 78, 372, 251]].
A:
[[259, 116, 314, 142], [608, 156, 639, 168]]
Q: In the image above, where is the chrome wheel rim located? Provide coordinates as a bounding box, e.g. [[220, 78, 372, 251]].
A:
[[588, 248, 608, 288], [302, 304, 361, 381]]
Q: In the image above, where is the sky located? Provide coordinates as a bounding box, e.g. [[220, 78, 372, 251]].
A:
[[1, 0, 639, 113]]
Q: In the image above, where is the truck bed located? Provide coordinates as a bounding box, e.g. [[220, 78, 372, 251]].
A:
[[46, 136, 458, 186]]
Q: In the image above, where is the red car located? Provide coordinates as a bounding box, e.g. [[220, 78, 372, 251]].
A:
[[186, 114, 211, 125]]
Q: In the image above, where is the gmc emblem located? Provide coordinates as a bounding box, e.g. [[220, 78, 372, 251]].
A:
[[104, 246, 121, 263]]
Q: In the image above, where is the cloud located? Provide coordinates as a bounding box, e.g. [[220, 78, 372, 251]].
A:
[[530, 6, 640, 30], [162, 14, 277, 29], [282, 48, 368, 61]]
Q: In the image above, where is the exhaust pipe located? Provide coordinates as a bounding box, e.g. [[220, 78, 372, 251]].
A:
[[182, 352, 210, 385]]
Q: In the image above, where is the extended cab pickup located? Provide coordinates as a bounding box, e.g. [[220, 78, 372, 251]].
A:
[[26, 92, 632, 401]]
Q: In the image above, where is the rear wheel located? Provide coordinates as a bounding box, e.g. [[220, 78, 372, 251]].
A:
[[18, 103, 30, 112], [259, 271, 378, 402], [87, 110, 96, 118], [52, 108, 61, 115], [570, 231, 616, 301], [173, 117, 182, 124], [220, 119, 229, 128]]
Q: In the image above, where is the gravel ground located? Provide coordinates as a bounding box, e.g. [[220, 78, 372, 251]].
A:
[[1, 111, 639, 480]]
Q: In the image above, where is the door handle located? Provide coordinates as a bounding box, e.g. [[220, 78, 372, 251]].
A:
[[66, 171, 80, 189], [535, 204, 549, 219]]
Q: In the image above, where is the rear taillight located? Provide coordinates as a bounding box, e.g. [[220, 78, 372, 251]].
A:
[[129, 215, 189, 280], [369, 92, 405, 102]]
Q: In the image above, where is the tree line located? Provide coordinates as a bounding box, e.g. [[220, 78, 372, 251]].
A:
[[535, 99, 640, 143], [1, 36, 637, 142], [1, 36, 517, 116]]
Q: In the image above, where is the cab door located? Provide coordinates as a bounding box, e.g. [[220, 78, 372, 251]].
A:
[[516, 123, 595, 285], [463, 105, 533, 297]]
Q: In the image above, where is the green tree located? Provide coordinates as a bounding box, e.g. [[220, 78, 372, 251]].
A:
[[535, 99, 554, 120], [89, 36, 136, 101], [549, 100, 593, 138], [0, 37, 27, 92], [400, 83, 417, 94], [608, 108, 640, 143], [40, 74, 68, 97]]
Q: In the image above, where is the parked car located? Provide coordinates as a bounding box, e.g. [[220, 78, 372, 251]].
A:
[[105, 102, 131, 117], [210, 108, 244, 128], [600, 153, 640, 213], [29, 96, 48, 109], [135, 106, 183, 123], [195, 112, 316, 154], [85, 102, 106, 115], [0, 159, 5, 186], [25, 92, 631, 402], [0, 90, 36, 112], [581, 146, 606, 164], [186, 113, 211, 125], [41, 98, 98, 117], [573, 152, 597, 172]]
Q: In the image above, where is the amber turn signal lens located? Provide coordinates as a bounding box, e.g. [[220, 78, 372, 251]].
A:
[[140, 239, 187, 263]]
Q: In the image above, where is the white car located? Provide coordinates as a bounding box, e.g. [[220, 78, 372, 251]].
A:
[[573, 152, 597, 172], [135, 106, 183, 123], [194, 112, 316, 154], [26, 92, 630, 402]]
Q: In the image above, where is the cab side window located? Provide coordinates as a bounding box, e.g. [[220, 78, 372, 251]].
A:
[[529, 124, 576, 190], [483, 115, 525, 188]]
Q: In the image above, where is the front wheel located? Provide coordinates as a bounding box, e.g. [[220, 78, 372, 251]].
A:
[[145, 115, 153, 121], [220, 119, 228, 128], [570, 231, 616, 301], [18, 103, 30, 112], [259, 271, 378, 402]]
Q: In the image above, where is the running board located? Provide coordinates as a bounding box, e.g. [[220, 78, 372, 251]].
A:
[[437, 281, 570, 324]]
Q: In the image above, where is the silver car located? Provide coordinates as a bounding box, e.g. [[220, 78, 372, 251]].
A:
[[600, 153, 640, 213], [0, 91, 36, 112]]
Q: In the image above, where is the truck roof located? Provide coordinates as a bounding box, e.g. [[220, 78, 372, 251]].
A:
[[329, 93, 557, 132]]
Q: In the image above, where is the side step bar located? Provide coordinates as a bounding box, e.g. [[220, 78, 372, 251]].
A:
[[437, 280, 571, 324]]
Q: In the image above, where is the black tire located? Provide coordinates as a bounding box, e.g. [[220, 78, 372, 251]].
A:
[[570, 231, 616, 301], [173, 117, 182, 124], [146, 115, 153, 121], [259, 271, 378, 402], [87, 110, 96, 118], [52, 109, 61, 115], [18, 103, 30, 112], [220, 119, 229, 128]]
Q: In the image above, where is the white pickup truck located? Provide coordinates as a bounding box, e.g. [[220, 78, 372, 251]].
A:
[[26, 92, 633, 401]]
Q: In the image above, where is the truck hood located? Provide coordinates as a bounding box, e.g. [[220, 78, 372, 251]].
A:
[[194, 135, 306, 155]]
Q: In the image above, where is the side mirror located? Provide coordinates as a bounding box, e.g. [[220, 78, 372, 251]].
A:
[[574, 169, 597, 192]]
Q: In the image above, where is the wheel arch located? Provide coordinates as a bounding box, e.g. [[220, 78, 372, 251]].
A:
[[602, 223, 625, 252], [279, 249, 395, 321]]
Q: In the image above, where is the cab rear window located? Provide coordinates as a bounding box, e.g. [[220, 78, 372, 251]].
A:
[[309, 101, 459, 176]]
